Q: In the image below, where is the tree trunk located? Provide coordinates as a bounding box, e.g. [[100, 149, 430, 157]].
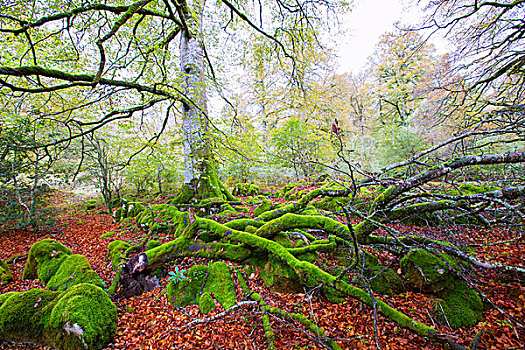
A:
[[175, 0, 233, 203]]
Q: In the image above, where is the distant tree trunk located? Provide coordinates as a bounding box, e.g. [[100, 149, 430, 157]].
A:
[[174, 0, 233, 203], [157, 165, 163, 194]]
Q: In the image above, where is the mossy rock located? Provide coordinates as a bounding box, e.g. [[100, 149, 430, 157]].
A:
[[22, 239, 72, 280], [272, 232, 295, 249], [204, 262, 236, 311], [47, 283, 117, 349], [23, 239, 106, 291], [0, 259, 13, 286], [254, 196, 273, 217], [0, 292, 20, 306], [47, 255, 105, 291], [38, 254, 69, 285], [198, 291, 216, 314], [232, 183, 260, 197], [366, 267, 405, 296], [260, 255, 302, 293], [458, 182, 500, 194], [401, 250, 481, 329], [100, 230, 116, 239], [112, 208, 123, 221], [332, 249, 404, 297], [218, 203, 238, 215], [85, 199, 99, 210], [166, 264, 208, 308], [166, 262, 237, 314], [400, 249, 459, 293], [107, 240, 131, 271], [0, 283, 117, 350], [432, 281, 483, 329], [0, 288, 59, 344]]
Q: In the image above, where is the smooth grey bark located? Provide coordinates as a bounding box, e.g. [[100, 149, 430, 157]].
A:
[[180, 0, 208, 189]]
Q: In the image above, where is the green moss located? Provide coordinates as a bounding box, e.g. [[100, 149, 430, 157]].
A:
[[400, 249, 459, 293], [167, 262, 237, 314], [37, 254, 69, 285], [432, 280, 483, 329], [47, 255, 105, 291], [232, 183, 260, 197], [204, 261, 236, 310], [85, 199, 99, 210], [458, 182, 500, 194], [145, 240, 162, 251], [100, 231, 115, 239], [0, 259, 13, 286], [47, 283, 117, 349], [23, 239, 72, 280], [5, 254, 25, 264], [401, 250, 481, 329], [235, 269, 250, 297], [367, 267, 405, 296], [260, 255, 302, 293], [198, 291, 216, 314], [166, 264, 208, 308], [0, 288, 59, 344], [0, 292, 19, 307], [327, 249, 404, 299], [107, 240, 131, 271]]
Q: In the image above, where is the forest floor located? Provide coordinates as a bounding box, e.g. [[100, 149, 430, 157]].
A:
[[0, 188, 524, 350]]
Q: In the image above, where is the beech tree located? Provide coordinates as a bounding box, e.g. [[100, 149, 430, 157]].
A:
[[0, 0, 344, 203]]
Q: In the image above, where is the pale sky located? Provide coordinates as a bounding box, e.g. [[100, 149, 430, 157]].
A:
[[337, 0, 422, 74]]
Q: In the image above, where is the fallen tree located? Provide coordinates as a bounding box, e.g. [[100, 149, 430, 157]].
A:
[[105, 148, 525, 349]]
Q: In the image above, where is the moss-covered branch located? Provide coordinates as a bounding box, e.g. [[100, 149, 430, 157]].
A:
[[254, 213, 353, 241], [194, 218, 462, 348]]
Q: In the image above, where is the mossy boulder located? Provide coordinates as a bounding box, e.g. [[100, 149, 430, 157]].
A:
[[260, 255, 302, 293], [22, 240, 104, 291], [366, 265, 406, 297], [166, 262, 236, 314], [205, 262, 236, 310], [22, 239, 72, 280], [232, 183, 260, 197], [401, 249, 482, 329], [400, 248, 459, 293], [47, 254, 105, 291], [0, 283, 117, 350], [47, 283, 117, 349], [458, 182, 500, 194], [85, 199, 99, 210], [253, 196, 273, 217], [328, 249, 405, 301], [145, 239, 163, 251], [432, 280, 483, 329], [107, 240, 131, 271], [167, 264, 208, 308], [0, 259, 13, 286], [0, 288, 59, 344]]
